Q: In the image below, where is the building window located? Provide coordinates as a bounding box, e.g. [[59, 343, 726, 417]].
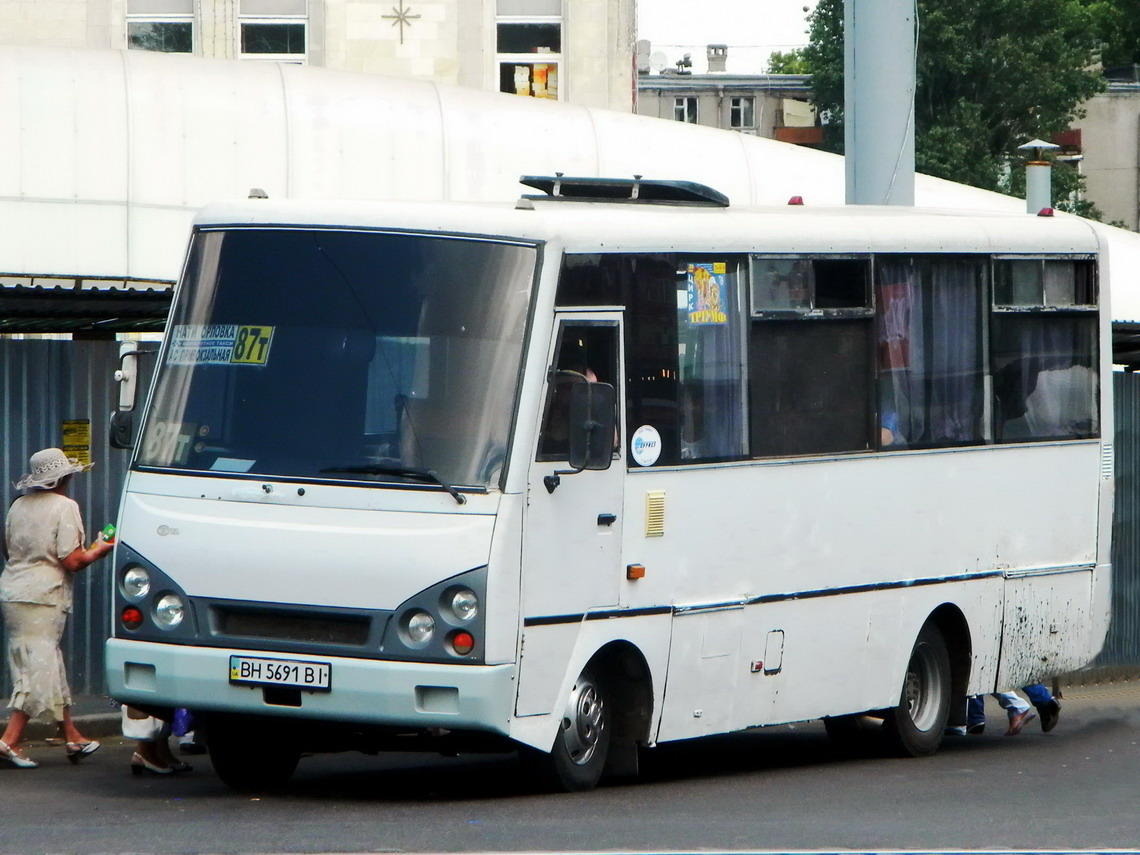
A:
[[730, 96, 755, 129], [127, 0, 194, 53], [128, 20, 193, 52], [497, 0, 562, 100], [674, 97, 698, 124], [240, 0, 307, 62]]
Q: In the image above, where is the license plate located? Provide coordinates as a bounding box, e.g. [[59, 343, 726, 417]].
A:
[[229, 655, 331, 691]]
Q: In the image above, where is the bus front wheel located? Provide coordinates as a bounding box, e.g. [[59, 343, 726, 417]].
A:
[[883, 622, 951, 757], [205, 715, 301, 793], [523, 666, 611, 792]]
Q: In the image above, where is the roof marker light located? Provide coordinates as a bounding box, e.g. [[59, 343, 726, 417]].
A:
[[788, 196, 804, 206], [1037, 207, 1055, 217]]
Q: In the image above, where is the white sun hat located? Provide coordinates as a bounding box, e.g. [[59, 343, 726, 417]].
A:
[[14, 447, 93, 491]]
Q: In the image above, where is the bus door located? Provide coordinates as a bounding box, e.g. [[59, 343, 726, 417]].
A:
[[516, 315, 625, 716]]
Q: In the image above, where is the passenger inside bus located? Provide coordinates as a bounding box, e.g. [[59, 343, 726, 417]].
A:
[[536, 327, 618, 462]]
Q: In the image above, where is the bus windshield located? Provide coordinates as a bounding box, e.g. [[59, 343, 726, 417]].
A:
[[136, 228, 537, 490]]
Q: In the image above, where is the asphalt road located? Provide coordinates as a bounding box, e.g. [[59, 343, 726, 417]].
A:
[[3, 683, 1140, 855]]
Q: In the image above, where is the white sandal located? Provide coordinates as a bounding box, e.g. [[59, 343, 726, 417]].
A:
[[0, 739, 38, 769]]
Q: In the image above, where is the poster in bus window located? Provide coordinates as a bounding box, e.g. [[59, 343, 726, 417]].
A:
[[686, 263, 728, 325], [878, 280, 912, 370]]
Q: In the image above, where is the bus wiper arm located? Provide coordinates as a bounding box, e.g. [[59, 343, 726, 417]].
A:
[[319, 464, 467, 505]]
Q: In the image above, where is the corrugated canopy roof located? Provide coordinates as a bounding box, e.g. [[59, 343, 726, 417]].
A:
[[0, 277, 172, 334]]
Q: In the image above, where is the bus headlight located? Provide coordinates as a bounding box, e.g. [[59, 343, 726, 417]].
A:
[[120, 565, 151, 602], [445, 587, 479, 623], [402, 610, 436, 646], [153, 593, 185, 629]]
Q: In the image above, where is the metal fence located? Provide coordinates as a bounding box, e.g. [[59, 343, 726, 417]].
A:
[[1088, 371, 1140, 678], [1, 340, 1139, 706], [0, 339, 142, 701]]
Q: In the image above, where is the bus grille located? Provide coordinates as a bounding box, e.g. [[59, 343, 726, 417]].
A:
[[214, 608, 371, 646]]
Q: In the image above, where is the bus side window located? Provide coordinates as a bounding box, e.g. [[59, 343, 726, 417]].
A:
[[677, 259, 746, 462], [991, 259, 1099, 441], [536, 324, 618, 461], [749, 256, 874, 457]]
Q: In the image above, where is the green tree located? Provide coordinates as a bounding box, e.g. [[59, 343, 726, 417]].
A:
[[802, 0, 1104, 196], [1085, 0, 1140, 72], [767, 48, 810, 74]]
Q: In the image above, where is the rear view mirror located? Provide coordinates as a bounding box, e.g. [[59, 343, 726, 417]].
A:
[[109, 410, 135, 450], [109, 341, 156, 450], [568, 381, 616, 472]]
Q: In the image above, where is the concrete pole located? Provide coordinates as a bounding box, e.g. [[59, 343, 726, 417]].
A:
[[844, 0, 917, 205]]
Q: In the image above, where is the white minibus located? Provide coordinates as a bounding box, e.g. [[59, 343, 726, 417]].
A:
[[106, 176, 1113, 791]]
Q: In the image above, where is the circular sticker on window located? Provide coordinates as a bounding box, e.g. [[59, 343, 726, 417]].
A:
[[630, 425, 663, 467]]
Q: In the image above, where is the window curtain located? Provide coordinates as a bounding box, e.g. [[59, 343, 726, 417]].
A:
[[677, 263, 744, 461], [876, 259, 984, 447], [992, 315, 1098, 440]]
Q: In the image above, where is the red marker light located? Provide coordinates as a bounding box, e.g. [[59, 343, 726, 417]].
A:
[[788, 196, 804, 206], [121, 606, 144, 630], [451, 631, 476, 655], [1037, 207, 1055, 217]]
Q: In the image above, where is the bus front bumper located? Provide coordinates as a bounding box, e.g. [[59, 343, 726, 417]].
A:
[[106, 638, 518, 734]]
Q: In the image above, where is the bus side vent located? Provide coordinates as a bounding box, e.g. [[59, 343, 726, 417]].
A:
[[645, 490, 666, 537], [520, 174, 730, 208], [1102, 442, 1114, 479]]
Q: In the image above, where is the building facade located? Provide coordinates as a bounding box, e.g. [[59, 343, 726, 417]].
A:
[[0, 0, 635, 111], [636, 45, 821, 147], [1080, 82, 1140, 231], [637, 45, 1140, 231]]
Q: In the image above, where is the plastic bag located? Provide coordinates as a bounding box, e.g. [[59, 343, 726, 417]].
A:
[[172, 707, 194, 738], [120, 705, 163, 741]]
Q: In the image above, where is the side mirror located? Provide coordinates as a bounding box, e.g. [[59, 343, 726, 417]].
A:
[[109, 341, 142, 450], [568, 381, 616, 472], [109, 410, 135, 450]]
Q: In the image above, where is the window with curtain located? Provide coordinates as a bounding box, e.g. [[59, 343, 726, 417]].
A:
[[875, 257, 986, 449], [674, 97, 698, 123], [991, 259, 1098, 441], [730, 96, 755, 129], [676, 260, 745, 462]]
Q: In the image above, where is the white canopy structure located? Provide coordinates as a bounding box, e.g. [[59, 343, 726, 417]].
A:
[[2, 43, 1139, 324]]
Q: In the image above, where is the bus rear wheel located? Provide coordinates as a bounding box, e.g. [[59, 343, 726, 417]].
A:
[[523, 666, 611, 792], [883, 622, 951, 757], [204, 715, 301, 793]]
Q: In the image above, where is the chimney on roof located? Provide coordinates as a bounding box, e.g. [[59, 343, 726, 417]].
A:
[[707, 44, 728, 73]]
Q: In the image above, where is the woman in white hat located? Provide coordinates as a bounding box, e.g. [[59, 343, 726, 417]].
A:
[[0, 448, 114, 768]]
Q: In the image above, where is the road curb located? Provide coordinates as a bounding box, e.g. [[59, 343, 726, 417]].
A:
[[25, 712, 122, 741]]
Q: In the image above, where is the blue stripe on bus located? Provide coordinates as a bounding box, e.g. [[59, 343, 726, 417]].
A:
[[521, 568, 1025, 627]]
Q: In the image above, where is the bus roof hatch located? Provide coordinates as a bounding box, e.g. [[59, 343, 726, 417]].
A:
[[519, 174, 730, 208]]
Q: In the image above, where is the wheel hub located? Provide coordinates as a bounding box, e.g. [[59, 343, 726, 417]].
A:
[[560, 674, 604, 766]]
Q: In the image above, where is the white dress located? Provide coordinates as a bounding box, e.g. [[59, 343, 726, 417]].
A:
[[0, 491, 84, 721]]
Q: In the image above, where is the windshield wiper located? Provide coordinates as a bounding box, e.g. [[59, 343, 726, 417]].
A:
[[319, 464, 467, 505]]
